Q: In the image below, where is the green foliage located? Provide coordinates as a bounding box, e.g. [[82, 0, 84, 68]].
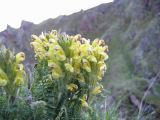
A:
[[105, 102, 120, 120]]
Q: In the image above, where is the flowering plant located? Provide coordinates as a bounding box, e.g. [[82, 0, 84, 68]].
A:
[[31, 30, 108, 119], [0, 44, 26, 107]]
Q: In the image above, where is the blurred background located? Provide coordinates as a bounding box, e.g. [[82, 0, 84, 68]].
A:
[[0, 0, 160, 119]]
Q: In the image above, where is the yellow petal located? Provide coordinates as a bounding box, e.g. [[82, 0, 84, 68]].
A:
[[77, 74, 85, 82], [91, 85, 103, 95], [99, 52, 108, 60], [92, 39, 99, 47], [74, 34, 81, 41], [32, 35, 42, 42], [50, 63, 63, 79], [80, 44, 91, 57], [0, 78, 7, 86], [0, 68, 8, 80], [14, 77, 24, 86], [65, 63, 74, 72], [81, 100, 88, 108], [80, 95, 88, 108], [98, 61, 107, 71], [73, 63, 81, 74], [16, 52, 25, 63], [48, 60, 55, 68], [87, 55, 97, 63], [52, 71, 61, 79], [57, 50, 66, 61], [82, 94, 87, 101], [67, 83, 78, 92], [103, 45, 109, 52], [82, 59, 91, 72], [16, 64, 24, 71]]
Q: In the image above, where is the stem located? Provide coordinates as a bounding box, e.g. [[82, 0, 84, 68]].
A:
[[54, 93, 66, 119], [7, 94, 11, 109], [137, 71, 160, 120]]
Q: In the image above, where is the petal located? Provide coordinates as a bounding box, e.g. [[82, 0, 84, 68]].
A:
[[65, 63, 74, 72], [16, 52, 25, 63], [0, 79, 7, 86]]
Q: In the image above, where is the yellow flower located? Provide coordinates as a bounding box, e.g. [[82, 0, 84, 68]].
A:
[[93, 46, 109, 61], [92, 39, 105, 46], [103, 45, 109, 52], [48, 60, 56, 68], [39, 32, 47, 41], [16, 52, 25, 63], [98, 51, 108, 60], [87, 55, 97, 63], [98, 61, 107, 71], [17, 64, 24, 71], [14, 77, 24, 86], [97, 61, 107, 80], [30, 40, 47, 59], [80, 44, 91, 57], [92, 39, 99, 47], [81, 100, 88, 108], [30, 42, 41, 51], [82, 59, 91, 72], [0, 79, 7, 86], [98, 40, 105, 46], [82, 94, 87, 100], [97, 73, 103, 80], [67, 83, 78, 92], [30, 31, 109, 102], [32, 35, 43, 44], [46, 45, 55, 59], [0, 68, 8, 86], [65, 63, 74, 73], [14, 70, 25, 86], [56, 49, 66, 61], [77, 74, 85, 82], [69, 41, 80, 57], [91, 85, 103, 95], [46, 43, 66, 61], [48, 38, 58, 44], [52, 71, 62, 79], [72, 58, 81, 74], [81, 38, 90, 44], [80, 94, 88, 108], [48, 61, 63, 79], [51, 65, 63, 79], [74, 34, 81, 41], [51, 30, 58, 35]]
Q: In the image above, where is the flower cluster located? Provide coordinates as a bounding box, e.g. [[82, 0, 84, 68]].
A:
[[14, 52, 26, 86], [31, 30, 108, 107], [0, 48, 26, 88]]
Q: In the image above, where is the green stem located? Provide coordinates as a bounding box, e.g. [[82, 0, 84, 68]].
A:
[[7, 94, 11, 109]]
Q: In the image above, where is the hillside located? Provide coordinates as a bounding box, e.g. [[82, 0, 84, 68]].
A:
[[0, 0, 160, 118]]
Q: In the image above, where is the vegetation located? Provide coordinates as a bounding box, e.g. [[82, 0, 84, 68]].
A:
[[0, 30, 110, 119], [1, 0, 160, 119]]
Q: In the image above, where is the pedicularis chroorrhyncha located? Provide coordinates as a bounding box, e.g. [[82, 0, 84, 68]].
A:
[[31, 30, 108, 119], [0, 44, 26, 107]]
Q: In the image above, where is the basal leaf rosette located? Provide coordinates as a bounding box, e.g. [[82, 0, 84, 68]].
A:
[[31, 30, 108, 108]]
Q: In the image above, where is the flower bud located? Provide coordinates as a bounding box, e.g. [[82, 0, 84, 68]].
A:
[[16, 52, 25, 63]]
